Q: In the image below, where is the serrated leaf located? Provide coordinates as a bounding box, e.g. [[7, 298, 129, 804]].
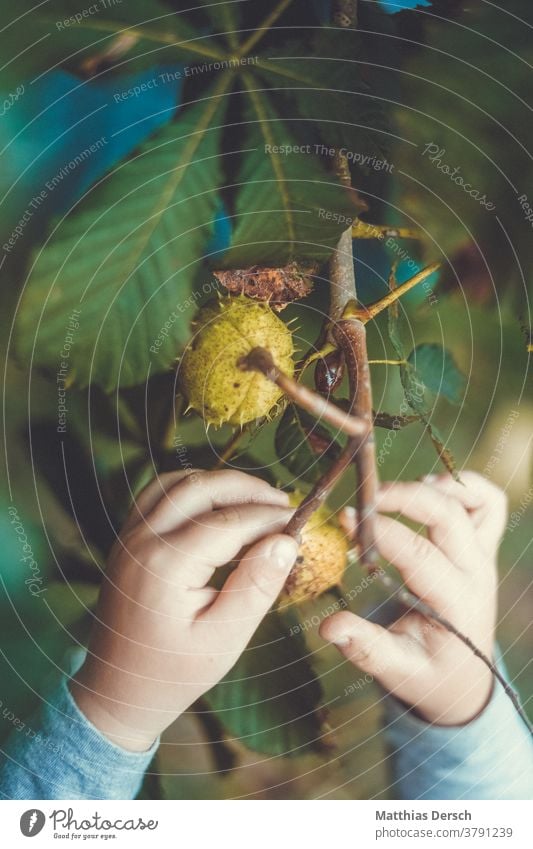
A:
[[275, 403, 341, 485], [255, 32, 390, 163], [407, 343, 466, 406], [194, 0, 241, 48], [218, 80, 365, 267], [204, 610, 324, 756], [387, 293, 459, 478], [0, 1, 224, 86], [15, 91, 228, 391]]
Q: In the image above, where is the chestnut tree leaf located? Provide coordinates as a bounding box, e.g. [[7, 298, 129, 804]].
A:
[[0, 1, 224, 86], [204, 610, 325, 756], [407, 343, 466, 406], [275, 403, 341, 485], [218, 80, 366, 267], [15, 92, 228, 391], [388, 295, 459, 478]]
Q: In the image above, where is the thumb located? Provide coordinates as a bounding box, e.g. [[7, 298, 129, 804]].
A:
[[319, 611, 416, 692], [202, 534, 298, 642]]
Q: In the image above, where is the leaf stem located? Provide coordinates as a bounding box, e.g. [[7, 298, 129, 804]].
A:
[[213, 428, 247, 469], [368, 358, 406, 365], [238, 0, 294, 57], [347, 262, 440, 323], [352, 221, 423, 240]]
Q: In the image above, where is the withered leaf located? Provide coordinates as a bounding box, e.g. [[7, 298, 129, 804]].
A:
[[213, 262, 316, 311]]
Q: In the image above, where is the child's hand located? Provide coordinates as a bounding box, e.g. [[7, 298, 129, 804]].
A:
[[320, 471, 506, 726], [71, 470, 297, 751]]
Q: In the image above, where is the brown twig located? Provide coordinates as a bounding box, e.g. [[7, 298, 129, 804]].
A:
[[214, 428, 247, 470], [284, 438, 362, 540], [238, 347, 368, 439], [328, 155, 358, 330], [334, 318, 380, 571]]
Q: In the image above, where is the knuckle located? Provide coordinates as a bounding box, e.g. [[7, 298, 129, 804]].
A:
[[349, 641, 377, 668], [169, 469, 203, 494], [211, 505, 242, 526], [136, 538, 167, 569], [411, 532, 433, 562], [244, 563, 274, 600]]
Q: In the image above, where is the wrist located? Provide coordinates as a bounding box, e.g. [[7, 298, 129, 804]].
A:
[[70, 670, 158, 753], [411, 667, 494, 727]]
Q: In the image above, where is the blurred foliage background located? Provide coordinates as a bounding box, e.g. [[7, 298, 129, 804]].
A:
[[0, 0, 531, 798]]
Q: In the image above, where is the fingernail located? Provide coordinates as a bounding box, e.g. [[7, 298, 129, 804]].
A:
[[333, 634, 351, 648], [342, 506, 356, 520], [422, 474, 438, 483], [271, 537, 298, 569]]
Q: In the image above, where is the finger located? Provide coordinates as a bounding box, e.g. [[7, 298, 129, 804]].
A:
[[121, 470, 191, 534], [199, 534, 298, 640], [320, 611, 424, 692], [340, 508, 457, 602], [159, 503, 294, 588], [423, 471, 508, 551], [125, 470, 288, 536], [376, 481, 477, 568]]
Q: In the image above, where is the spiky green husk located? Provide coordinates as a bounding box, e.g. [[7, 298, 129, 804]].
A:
[[180, 295, 295, 427], [283, 493, 349, 604]]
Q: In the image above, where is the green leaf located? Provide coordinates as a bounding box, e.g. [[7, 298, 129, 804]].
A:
[[0, 1, 225, 86], [193, 0, 241, 49], [407, 343, 466, 406], [204, 610, 325, 756], [275, 403, 341, 485], [218, 79, 365, 266], [255, 33, 390, 162], [387, 295, 459, 478], [15, 91, 228, 391]]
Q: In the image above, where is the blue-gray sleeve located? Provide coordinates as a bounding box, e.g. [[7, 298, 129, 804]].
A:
[[0, 673, 158, 800], [384, 662, 533, 800]]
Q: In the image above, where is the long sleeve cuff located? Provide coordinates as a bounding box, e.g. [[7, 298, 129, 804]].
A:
[[0, 673, 159, 800], [384, 658, 533, 800]]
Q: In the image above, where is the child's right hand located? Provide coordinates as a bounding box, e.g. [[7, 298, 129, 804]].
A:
[[320, 471, 506, 726], [71, 470, 297, 752]]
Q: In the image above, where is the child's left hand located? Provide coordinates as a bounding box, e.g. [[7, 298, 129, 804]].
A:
[[71, 469, 297, 751]]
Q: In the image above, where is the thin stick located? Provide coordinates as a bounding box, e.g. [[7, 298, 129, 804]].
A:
[[334, 318, 380, 570], [213, 428, 247, 470], [328, 154, 358, 328], [238, 347, 368, 439], [284, 437, 362, 540]]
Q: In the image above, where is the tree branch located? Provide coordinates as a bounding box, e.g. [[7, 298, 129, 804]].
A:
[[334, 317, 380, 570], [284, 437, 362, 540]]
